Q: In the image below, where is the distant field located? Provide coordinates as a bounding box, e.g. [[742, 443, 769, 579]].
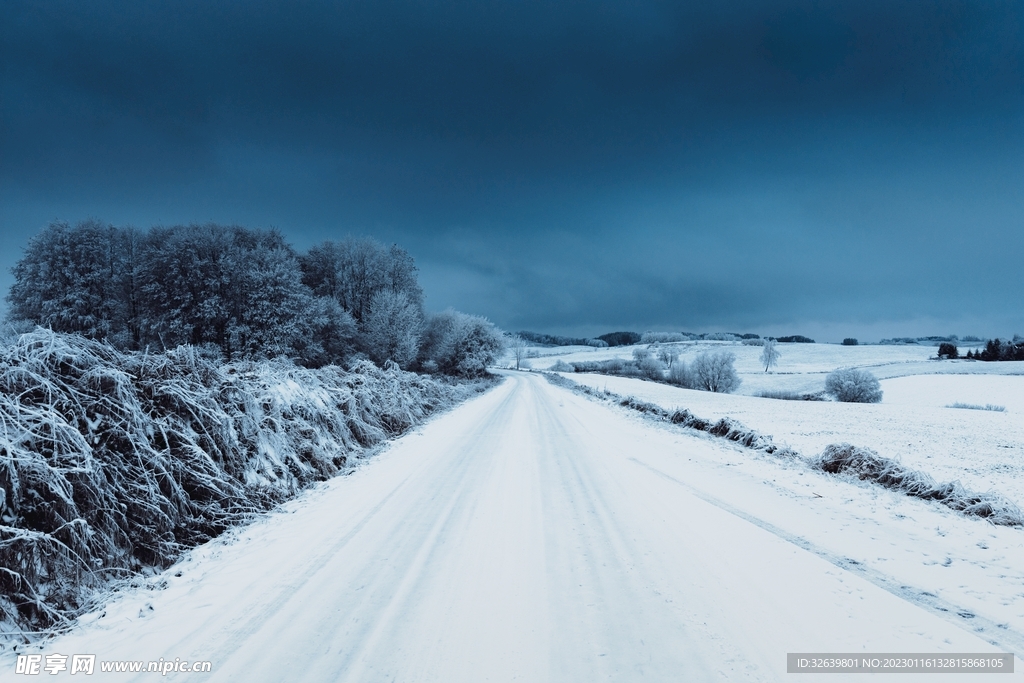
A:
[[514, 340, 1023, 396], [512, 340, 1024, 505]]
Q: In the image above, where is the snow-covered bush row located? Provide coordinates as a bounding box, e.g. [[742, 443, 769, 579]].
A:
[[946, 402, 1006, 412], [756, 389, 825, 401], [0, 330, 489, 634], [545, 372, 1022, 527], [640, 331, 691, 343], [814, 444, 1023, 526], [515, 331, 607, 347], [639, 331, 764, 343], [543, 373, 790, 456], [551, 350, 741, 394]]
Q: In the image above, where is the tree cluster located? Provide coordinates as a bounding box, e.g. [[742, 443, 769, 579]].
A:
[[7, 221, 504, 376], [966, 338, 1024, 361], [516, 331, 607, 347], [557, 349, 740, 393], [597, 331, 642, 346]]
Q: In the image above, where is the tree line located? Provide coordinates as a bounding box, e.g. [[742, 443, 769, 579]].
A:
[[966, 338, 1024, 361], [6, 221, 503, 376]]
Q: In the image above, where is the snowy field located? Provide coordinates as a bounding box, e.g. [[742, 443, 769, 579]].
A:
[[518, 340, 1023, 396], [529, 340, 1024, 505]]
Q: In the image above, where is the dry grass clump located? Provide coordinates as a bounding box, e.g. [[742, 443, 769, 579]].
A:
[[0, 330, 480, 635], [814, 444, 1023, 526], [756, 390, 826, 401], [946, 402, 1005, 412]]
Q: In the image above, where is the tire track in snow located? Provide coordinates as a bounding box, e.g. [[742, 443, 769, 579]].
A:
[[626, 454, 1024, 654], [209, 380, 523, 682]]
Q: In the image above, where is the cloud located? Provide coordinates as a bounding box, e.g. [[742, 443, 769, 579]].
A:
[[1, 0, 1021, 338]]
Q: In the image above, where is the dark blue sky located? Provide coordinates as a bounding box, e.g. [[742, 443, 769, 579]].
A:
[[2, 1, 1021, 341]]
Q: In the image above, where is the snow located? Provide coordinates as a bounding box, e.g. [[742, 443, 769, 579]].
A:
[[520, 340, 1024, 396], [6, 372, 1019, 682], [562, 372, 1024, 508], [883, 374, 1024, 413]]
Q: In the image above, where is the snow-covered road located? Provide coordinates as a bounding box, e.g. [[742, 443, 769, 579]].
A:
[[24, 372, 1011, 681]]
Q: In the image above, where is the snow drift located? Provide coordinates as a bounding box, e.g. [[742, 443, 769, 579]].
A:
[[0, 330, 486, 635]]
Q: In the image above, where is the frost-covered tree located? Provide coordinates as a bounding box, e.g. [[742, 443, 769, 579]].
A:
[[668, 361, 694, 388], [137, 224, 319, 359], [824, 368, 882, 403], [507, 333, 528, 370], [219, 230, 322, 359], [657, 346, 680, 369], [7, 222, 422, 367], [360, 289, 423, 369], [691, 351, 741, 393], [7, 220, 142, 346], [638, 355, 668, 380], [291, 297, 358, 368], [419, 309, 505, 377], [760, 338, 780, 372], [300, 238, 423, 324]]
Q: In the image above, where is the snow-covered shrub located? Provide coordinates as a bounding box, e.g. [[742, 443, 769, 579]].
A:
[[690, 351, 741, 393], [549, 360, 574, 372], [814, 444, 1022, 526], [0, 329, 483, 633], [741, 338, 765, 346], [946, 402, 1005, 412], [637, 356, 667, 381], [657, 347, 679, 368], [667, 361, 695, 388], [824, 368, 882, 403], [757, 390, 825, 401], [418, 309, 505, 378]]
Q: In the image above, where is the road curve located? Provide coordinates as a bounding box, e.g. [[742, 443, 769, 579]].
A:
[[31, 372, 1000, 681]]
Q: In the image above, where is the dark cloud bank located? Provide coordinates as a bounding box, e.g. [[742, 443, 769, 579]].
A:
[[1, 0, 1021, 341]]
